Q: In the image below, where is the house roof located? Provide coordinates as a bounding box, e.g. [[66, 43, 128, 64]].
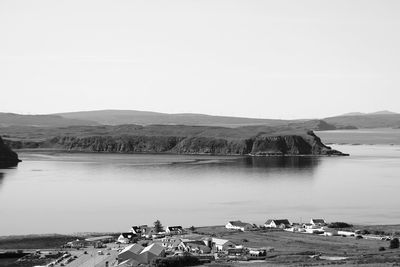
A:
[[311, 219, 326, 224], [228, 220, 251, 227], [140, 243, 164, 256], [183, 241, 211, 252], [212, 238, 233, 246], [265, 219, 290, 225], [119, 244, 144, 255], [120, 232, 135, 238], [142, 227, 156, 234], [167, 226, 183, 231]]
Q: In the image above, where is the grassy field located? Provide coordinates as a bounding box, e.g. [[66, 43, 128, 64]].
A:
[[196, 226, 400, 266], [1, 226, 400, 266]]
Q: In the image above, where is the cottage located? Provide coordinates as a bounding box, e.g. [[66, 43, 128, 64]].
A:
[[248, 248, 267, 258], [310, 219, 327, 226], [130, 225, 145, 235], [264, 219, 291, 229], [212, 238, 236, 251], [141, 227, 157, 239], [161, 236, 181, 250], [225, 220, 255, 232], [117, 232, 136, 244], [166, 226, 184, 235], [178, 240, 211, 254]]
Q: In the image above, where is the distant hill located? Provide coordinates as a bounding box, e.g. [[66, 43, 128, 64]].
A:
[[324, 112, 400, 129], [0, 113, 98, 127], [55, 110, 296, 127]]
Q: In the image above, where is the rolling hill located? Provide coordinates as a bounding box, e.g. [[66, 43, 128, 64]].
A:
[[0, 113, 99, 127], [55, 110, 296, 127]]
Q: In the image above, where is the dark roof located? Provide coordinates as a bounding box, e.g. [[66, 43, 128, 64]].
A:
[[229, 220, 251, 227], [266, 219, 290, 225], [120, 232, 135, 238], [168, 226, 183, 231], [311, 219, 326, 224]]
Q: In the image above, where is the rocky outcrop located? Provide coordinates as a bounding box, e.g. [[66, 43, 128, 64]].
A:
[[5, 130, 346, 156], [0, 136, 21, 167]]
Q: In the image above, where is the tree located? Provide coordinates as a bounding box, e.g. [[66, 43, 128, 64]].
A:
[[189, 226, 196, 231], [154, 220, 164, 233], [389, 238, 399, 249]]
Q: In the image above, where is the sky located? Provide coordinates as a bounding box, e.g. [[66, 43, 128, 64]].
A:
[[1, 0, 400, 119]]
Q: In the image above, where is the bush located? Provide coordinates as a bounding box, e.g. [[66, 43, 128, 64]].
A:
[[361, 230, 370, 235], [151, 255, 200, 267], [327, 222, 353, 229], [378, 246, 386, 251], [389, 238, 399, 249]]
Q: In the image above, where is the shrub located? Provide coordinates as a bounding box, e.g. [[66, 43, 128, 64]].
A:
[[389, 238, 399, 249], [361, 230, 370, 235], [151, 255, 200, 267], [378, 246, 386, 251], [327, 222, 353, 229]]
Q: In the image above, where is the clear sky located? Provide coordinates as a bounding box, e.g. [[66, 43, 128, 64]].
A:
[[1, 0, 399, 119]]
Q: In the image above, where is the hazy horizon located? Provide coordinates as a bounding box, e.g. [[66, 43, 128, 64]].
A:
[[1, 0, 400, 119], [1, 108, 399, 121]]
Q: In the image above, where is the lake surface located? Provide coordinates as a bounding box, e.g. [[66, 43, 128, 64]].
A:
[[1, 139, 400, 235]]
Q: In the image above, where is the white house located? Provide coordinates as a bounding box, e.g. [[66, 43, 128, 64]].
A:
[[166, 226, 184, 235], [264, 219, 291, 229], [212, 238, 236, 251], [117, 232, 136, 244], [225, 220, 255, 232]]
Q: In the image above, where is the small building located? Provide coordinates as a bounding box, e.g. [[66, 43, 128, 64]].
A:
[[248, 247, 267, 258], [227, 247, 246, 256], [117, 232, 136, 244], [66, 239, 86, 248], [178, 240, 211, 254], [212, 238, 236, 252], [166, 226, 184, 235], [310, 219, 327, 226], [130, 226, 143, 235], [141, 227, 157, 239], [140, 243, 165, 263], [161, 237, 181, 250], [118, 244, 145, 263], [225, 220, 255, 232], [118, 243, 165, 264], [264, 219, 291, 229]]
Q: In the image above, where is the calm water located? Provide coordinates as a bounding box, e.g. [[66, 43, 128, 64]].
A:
[[1, 143, 400, 235]]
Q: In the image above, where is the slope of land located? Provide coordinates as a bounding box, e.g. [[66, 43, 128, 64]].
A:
[[0, 113, 98, 127], [55, 109, 296, 127], [324, 113, 400, 129], [1, 123, 346, 156]]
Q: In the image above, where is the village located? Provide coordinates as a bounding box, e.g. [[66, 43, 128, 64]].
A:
[[7, 217, 398, 267]]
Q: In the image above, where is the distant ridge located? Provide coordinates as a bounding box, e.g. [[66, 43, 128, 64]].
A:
[[324, 110, 400, 129], [338, 110, 398, 117], [1, 109, 399, 129], [0, 112, 99, 127], [54, 109, 296, 127]]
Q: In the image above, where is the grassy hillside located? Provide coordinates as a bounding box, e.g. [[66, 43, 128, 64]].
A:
[[324, 114, 400, 129], [55, 109, 296, 127], [0, 113, 98, 127]]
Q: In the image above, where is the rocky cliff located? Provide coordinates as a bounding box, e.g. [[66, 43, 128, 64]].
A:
[[4, 128, 346, 156], [0, 136, 21, 167]]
